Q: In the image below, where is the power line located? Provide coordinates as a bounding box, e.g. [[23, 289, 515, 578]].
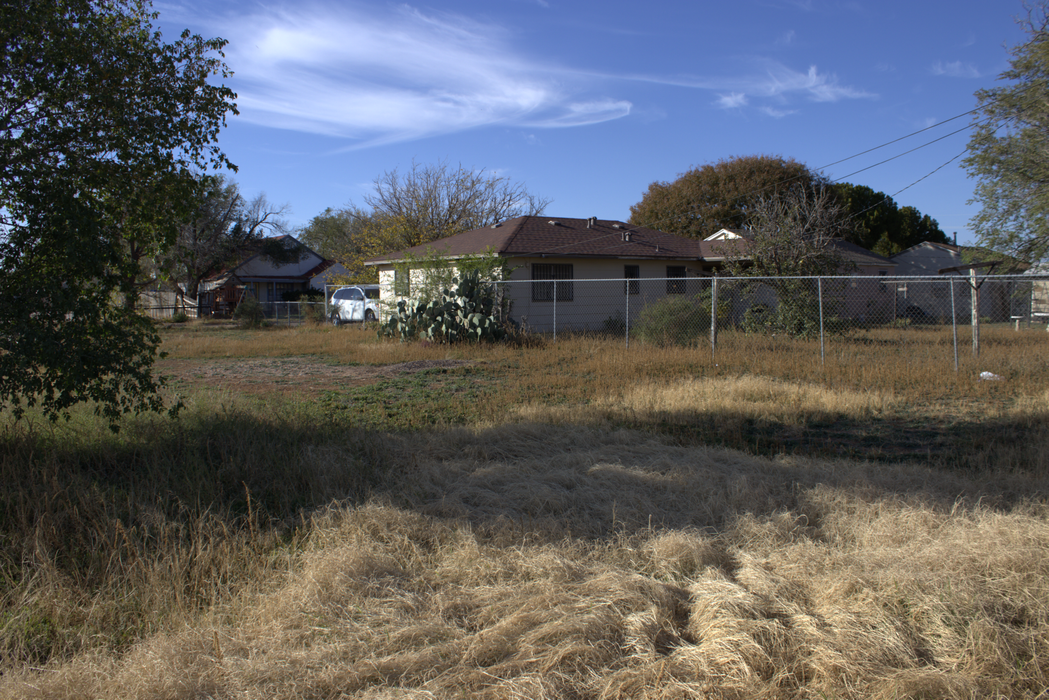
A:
[[815, 107, 982, 172]]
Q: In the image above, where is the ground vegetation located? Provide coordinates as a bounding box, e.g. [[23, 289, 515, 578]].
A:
[[2, 323, 1048, 699]]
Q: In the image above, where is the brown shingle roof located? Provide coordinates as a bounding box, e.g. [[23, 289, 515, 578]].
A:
[[365, 216, 710, 264]]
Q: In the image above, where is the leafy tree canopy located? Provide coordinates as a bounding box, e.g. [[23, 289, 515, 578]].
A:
[[0, 0, 237, 425], [628, 155, 948, 256], [159, 175, 289, 305], [831, 183, 949, 256], [628, 155, 824, 239], [964, 1, 1049, 262]]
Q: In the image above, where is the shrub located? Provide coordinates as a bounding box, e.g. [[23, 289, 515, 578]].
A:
[[738, 280, 850, 339], [633, 292, 722, 347], [303, 302, 327, 325], [171, 311, 189, 323], [232, 297, 266, 329], [602, 310, 626, 336]]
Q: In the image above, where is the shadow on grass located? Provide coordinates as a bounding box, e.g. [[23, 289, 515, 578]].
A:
[[369, 416, 1049, 544]]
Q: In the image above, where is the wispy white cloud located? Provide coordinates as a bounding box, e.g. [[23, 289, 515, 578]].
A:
[[523, 100, 633, 127], [931, 60, 982, 78], [774, 29, 796, 47], [211, 4, 629, 148], [717, 92, 748, 109], [761, 106, 797, 118], [636, 60, 872, 110]]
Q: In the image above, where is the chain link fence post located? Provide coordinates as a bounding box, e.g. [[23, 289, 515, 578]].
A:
[[950, 278, 959, 373], [818, 277, 825, 367], [710, 277, 718, 356], [625, 280, 630, 348], [553, 280, 557, 342]]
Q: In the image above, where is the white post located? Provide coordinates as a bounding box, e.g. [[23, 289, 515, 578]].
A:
[[553, 280, 557, 342], [818, 277, 825, 367], [970, 268, 980, 357], [950, 278, 959, 372], [625, 280, 630, 348], [710, 278, 718, 355]]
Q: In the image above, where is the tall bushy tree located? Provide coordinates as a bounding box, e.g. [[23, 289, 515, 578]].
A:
[[629, 155, 825, 239], [161, 176, 289, 305], [0, 0, 236, 424], [363, 160, 551, 249], [301, 160, 550, 281], [297, 205, 383, 282], [965, 1, 1049, 262], [832, 183, 949, 256], [725, 184, 850, 277]]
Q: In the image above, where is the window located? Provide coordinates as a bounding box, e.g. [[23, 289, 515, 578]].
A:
[[532, 263, 573, 301], [624, 265, 639, 295], [394, 268, 410, 297], [666, 266, 686, 294]]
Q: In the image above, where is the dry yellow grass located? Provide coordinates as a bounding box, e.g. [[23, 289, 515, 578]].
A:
[[513, 375, 895, 428], [5, 422, 1048, 699], [4, 324, 1048, 699]]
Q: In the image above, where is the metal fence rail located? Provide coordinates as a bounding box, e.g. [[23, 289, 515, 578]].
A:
[[143, 301, 326, 325]]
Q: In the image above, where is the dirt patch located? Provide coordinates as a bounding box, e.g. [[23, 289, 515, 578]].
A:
[[158, 357, 473, 397]]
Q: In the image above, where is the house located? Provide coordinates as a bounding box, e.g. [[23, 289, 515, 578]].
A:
[[365, 216, 741, 332], [201, 236, 351, 316], [702, 229, 898, 324], [890, 241, 1029, 323]]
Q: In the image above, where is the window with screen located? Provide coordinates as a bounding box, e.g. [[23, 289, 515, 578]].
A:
[[532, 263, 573, 301], [624, 265, 639, 295], [666, 266, 686, 294]]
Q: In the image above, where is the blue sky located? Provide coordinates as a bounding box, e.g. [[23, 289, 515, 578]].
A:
[[157, 0, 1029, 245]]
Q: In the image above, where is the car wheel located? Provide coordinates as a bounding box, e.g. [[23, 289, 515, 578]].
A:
[[330, 311, 342, 326], [365, 309, 376, 322]]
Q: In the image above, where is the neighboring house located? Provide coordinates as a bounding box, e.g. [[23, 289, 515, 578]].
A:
[[890, 242, 1029, 323], [201, 236, 351, 316], [702, 230, 898, 323], [366, 216, 740, 332]]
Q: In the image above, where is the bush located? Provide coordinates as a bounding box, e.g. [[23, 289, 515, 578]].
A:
[[602, 310, 626, 336], [304, 303, 327, 325], [232, 297, 266, 328], [738, 280, 850, 339], [171, 311, 189, 323], [633, 292, 721, 347]]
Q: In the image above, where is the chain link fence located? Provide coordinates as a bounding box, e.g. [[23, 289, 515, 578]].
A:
[[385, 274, 1048, 369], [142, 300, 326, 325]]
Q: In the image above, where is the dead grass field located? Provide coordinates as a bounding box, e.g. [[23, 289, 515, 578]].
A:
[[1, 321, 1048, 699]]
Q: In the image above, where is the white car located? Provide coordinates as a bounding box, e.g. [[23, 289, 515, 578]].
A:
[[330, 285, 380, 324]]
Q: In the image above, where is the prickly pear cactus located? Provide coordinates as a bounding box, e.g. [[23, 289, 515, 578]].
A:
[[378, 271, 507, 343]]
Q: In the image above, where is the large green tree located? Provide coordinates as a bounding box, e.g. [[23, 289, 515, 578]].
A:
[[964, 1, 1049, 262], [297, 205, 381, 281], [160, 175, 289, 307], [0, 0, 237, 424], [629, 155, 825, 239], [831, 183, 949, 256]]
